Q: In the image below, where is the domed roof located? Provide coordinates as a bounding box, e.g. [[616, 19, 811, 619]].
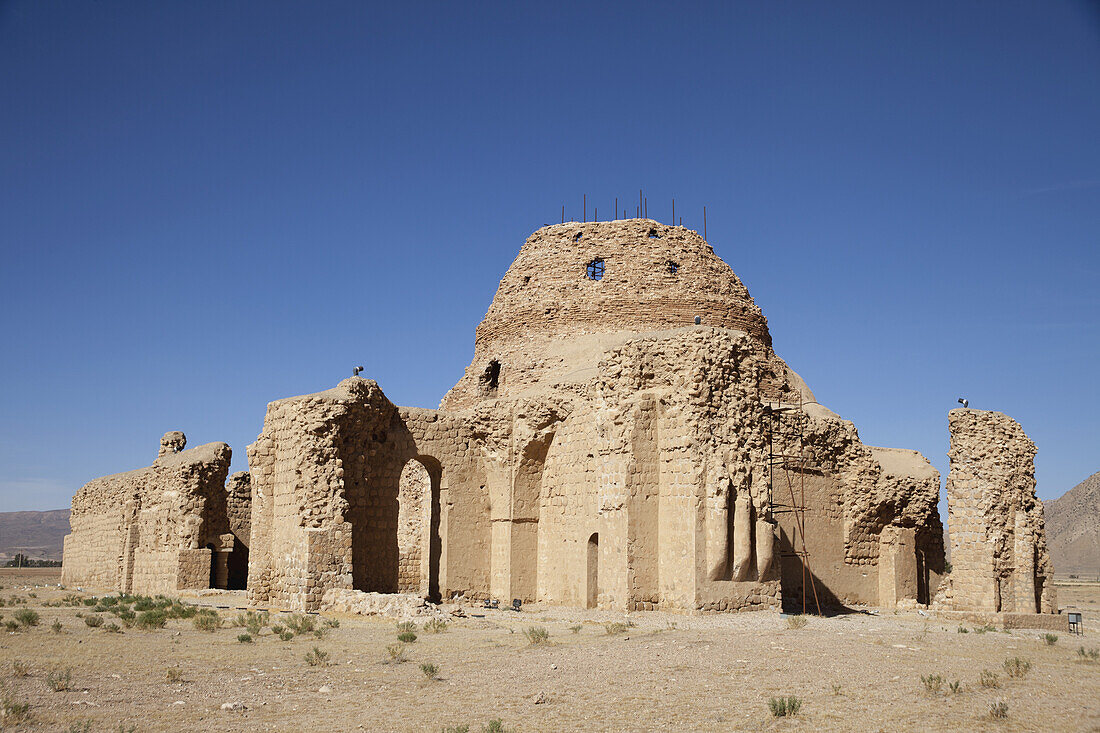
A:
[[441, 219, 772, 410]]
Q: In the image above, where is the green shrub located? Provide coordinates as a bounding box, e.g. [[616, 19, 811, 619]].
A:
[[13, 609, 39, 627], [136, 609, 168, 630], [286, 614, 316, 635], [396, 620, 417, 633], [443, 726, 469, 733], [11, 660, 29, 677], [989, 699, 1008, 719], [604, 622, 628, 635], [420, 662, 439, 680], [322, 616, 339, 629], [3, 620, 19, 632], [279, 631, 294, 641], [104, 622, 122, 633], [523, 626, 550, 645], [169, 598, 200, 616], [237, 633, 253, 643], [785, 615, 808, 630], [236, 610, 269, 636], [165, 668, 183, 683], [1, 690, 30, 725], [957, 626, 969, 634], [1003, 657, 1031, 678], [47, 668, 73, 692], [66, 720, 91, 733], [424, 618, 447, 634], [305, 647, 329, 667], [920, 674, 944, 694], [384, 643, 407, 664], [84, 614, 104, 628], [948, 680, 961, 694], [482, 720, 504, 733], [271, 624, 285, 635], [768, 696, 802, 717], [979, 670, 1000, 688], [1077, 646, 1099, 661], [569, 625, 582, 634], [1042, 633, 1058, 645], [193, 611, 221, 632], [51, 619, 63, 633], [397, 631, 417, 643]]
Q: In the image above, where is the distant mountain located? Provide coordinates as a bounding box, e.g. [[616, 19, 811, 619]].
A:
[[0, 509, 70, 562], [1045, 471, 1100, 576]]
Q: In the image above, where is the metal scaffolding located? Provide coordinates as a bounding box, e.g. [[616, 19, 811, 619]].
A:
[[763, 393, 822, 616]]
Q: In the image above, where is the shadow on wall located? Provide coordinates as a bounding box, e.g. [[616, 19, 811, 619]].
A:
[[346, 415, 443, 602]]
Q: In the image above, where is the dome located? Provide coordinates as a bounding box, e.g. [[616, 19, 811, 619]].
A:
[[441, 219, 772, 410]]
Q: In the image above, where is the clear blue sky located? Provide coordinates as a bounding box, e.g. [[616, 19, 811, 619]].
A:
[[1, 1, 1098, 514]]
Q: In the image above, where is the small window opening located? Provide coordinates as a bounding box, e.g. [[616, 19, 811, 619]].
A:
[[573, 231, 583, 242], [522, 275, 531, 285], [586, 258, 605, 280], [648, 228, 660, 239], [666, 260, 679, 275], [480, 360, 501, 389]]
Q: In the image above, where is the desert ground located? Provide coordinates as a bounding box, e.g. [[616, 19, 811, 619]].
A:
[[1, 569, 1097, 732]]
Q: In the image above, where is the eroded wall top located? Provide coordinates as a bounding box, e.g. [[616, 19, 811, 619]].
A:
[[442, 220, 772, 410]]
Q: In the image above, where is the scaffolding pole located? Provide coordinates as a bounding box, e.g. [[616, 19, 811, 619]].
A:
[[764, 393, 822, 616]]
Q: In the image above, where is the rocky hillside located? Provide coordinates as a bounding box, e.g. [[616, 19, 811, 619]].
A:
[[1045, 471, 1100, 576], [0, 509, 70, 562]]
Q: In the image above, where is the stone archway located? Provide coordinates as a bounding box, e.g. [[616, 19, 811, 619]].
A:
[[397, 457, 442, 600], [586, 533, 599, 609]]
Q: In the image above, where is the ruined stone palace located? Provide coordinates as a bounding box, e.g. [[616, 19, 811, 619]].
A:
[[61, 219, 1057, 619]]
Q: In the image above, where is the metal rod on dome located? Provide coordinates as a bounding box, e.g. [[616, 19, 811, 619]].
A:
[[639, 189, 642, 216], [594, 207, 597, 222], [561, 205, 564, 224], [644, 197, 647, 219]]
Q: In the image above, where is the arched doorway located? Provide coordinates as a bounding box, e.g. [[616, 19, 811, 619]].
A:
[[226, 541, 248, 590], [397, 457, 442, 601], [206, 543, 217, 588], [586, 533, 599, 609]]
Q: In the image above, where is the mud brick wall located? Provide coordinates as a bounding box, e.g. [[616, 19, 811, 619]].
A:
[[941, 409, 1056, 613]]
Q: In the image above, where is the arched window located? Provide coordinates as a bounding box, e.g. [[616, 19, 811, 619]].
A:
[[586, 259, 605, 280]]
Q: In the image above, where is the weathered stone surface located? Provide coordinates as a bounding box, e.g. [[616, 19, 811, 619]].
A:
[[934, 409, 1056, 614], [66, 220, 987, 616], [62, 433, 248, 594], [244, 220, 946, 613]]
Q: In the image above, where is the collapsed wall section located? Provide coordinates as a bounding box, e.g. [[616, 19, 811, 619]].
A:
[[62, 434, 235, 594], [247, 377, 487, 611], [938, 409, 1056, 613]]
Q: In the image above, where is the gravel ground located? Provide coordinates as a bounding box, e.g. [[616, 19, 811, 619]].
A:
[[1, 569, 1097, 732]]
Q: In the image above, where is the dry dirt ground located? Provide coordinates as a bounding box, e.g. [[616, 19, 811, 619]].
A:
[[1, 569, 1097, 732]]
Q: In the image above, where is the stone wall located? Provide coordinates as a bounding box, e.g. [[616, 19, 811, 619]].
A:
[[62, 433, 236, 594], [936, 409, 1056, 613], [246, 379, 489, 611]]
